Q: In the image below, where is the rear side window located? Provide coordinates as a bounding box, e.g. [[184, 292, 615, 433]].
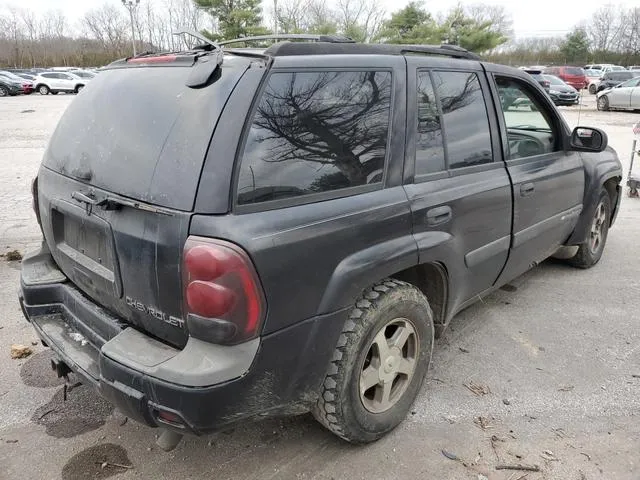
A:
[[431, 71, 493, 169], [565, 67, 584, 75], [415, 71, 445, 175], [236, 71, 392, 206]]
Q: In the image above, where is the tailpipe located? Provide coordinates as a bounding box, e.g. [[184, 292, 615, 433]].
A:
[[156, 429, 183, 452]]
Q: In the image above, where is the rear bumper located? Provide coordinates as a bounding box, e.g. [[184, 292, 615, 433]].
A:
[[20, 246, 348, 434]]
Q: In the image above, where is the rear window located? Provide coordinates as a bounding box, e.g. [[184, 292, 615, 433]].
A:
[[565, 67, 585, 76], [236, 70, 392, 206], [44, 61, 247, 211]]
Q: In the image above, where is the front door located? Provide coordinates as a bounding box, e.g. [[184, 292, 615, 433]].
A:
[[404, 58, 513, 312], [487, 67, 585, 285]]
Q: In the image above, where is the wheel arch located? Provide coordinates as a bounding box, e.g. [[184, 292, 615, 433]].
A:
[[566, 153, 622, 246], [316, 235, 450, 335]]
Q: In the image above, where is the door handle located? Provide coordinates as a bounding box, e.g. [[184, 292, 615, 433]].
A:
[[426, 206, 452, 226], [520, 183, 535, 196]]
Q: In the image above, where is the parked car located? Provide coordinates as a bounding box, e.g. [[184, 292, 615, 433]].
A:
[[0, 76, 24, 96], [0, 70, 34, 94], [596, 76, 640, 111], [69, 69, 97, 81], [544, 66, 587, 90], [522, 69, 550, 92], [596, 71, 636, 92], [33, 71, 86, 95], [585, 69, 604, 94], [601, 65, 627, 73], [20, 36, 622, 450], [544, 74, 580, 105]]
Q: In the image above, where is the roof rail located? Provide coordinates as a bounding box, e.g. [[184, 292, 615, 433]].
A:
[[400, 44, 480, 60], [219, 34, 355, 46]]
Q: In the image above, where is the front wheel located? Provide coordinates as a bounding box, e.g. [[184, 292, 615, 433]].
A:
[[0, 86, 8, 97], [568, 189, 611, 269], [313, 279, 434, 444], [597, 95, 609, 111], [75, 85, 84, 93], [589, 84, 597, 94], [38, 85, 50, 95]]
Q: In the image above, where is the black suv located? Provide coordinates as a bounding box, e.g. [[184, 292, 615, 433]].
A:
[[20, 35, 623, 449], [596, 71, 636, 92]]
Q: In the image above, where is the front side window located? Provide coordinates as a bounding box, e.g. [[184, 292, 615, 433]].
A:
[[495, 76, 559, 160], [237, 71, 392, 206], [432, 71, 493, 169]]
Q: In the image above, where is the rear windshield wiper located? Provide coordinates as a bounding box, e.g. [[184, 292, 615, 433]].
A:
[[72, 190, 174, 216]]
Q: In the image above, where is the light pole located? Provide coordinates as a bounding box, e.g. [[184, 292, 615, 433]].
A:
[[122, 0, 140, 56]]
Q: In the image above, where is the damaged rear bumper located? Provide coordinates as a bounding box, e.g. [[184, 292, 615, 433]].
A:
[[19, 245, 347, 435]]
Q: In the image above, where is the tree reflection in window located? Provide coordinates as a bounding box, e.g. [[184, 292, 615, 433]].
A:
[[237, 71, 392, 205], [432, 71, 493, 169], [416, 71, 445, 175]]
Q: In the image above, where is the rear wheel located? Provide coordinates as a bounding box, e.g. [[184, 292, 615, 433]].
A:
[[51, 91, 58, 95], [38, 85, 50, 95], [597, 95, 609, 111], [589, 84, 597, 94], [313, 279, 434, 444], [568, 189, 611, 269], [75, 85, 84, 93], [0, 86, 8, 97]]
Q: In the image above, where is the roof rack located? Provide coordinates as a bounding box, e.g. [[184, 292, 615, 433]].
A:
[[260, 42, 480, 60], [219, 34, 355, 46]]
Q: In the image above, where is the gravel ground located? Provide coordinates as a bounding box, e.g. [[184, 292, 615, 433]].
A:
[[0, 92, 639, 480]]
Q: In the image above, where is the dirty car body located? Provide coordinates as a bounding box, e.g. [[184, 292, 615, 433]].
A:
[[20, 38, 623, 446]]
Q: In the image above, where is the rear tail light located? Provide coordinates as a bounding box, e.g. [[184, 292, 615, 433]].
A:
[[183, 237, 265, 345], [31, 176, 42, 228]]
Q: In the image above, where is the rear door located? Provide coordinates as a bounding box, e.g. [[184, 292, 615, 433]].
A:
[[37, 57, 251, 347], [486, 66, 585, 284], [404, 57, 512, 310], [57, 73, 74, 90]]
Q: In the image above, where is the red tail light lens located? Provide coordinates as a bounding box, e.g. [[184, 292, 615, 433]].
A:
[[183, 237, 265, 345]]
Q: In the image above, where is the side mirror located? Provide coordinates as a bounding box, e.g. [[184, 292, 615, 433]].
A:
[[571, 127, 608, 152]]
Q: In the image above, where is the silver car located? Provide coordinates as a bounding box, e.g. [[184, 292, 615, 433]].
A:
[[596, 76, 640, 111]]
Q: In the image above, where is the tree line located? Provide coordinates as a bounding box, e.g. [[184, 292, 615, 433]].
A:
[[0, 0, 638, 69]]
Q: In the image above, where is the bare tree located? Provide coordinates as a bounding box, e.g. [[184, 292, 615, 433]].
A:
[[82, 4, 129, 56], [335, 0, 385, 42]]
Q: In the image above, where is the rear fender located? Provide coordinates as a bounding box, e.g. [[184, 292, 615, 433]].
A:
[[316, 235, 418, 314]]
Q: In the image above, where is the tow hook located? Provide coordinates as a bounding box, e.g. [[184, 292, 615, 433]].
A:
[[156, 429, 184, 452], [51, 358, 72, 378]]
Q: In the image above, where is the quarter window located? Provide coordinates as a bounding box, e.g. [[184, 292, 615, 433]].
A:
[[432, 71, 493, 169], [237, 71, 392, 206]]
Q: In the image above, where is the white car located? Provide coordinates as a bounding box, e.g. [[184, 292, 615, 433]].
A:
[[596, 76, 640, 111], [33, 71, 86, 95]]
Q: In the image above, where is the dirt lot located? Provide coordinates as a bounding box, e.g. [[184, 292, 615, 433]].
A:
[[1, 93, 639, 480]]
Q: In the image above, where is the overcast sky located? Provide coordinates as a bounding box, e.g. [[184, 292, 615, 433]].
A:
[[9, 0, 639, 38]]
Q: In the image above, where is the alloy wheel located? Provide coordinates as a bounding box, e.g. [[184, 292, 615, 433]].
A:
[[590, 201, 607, 254], [359, 318, 419, 414]]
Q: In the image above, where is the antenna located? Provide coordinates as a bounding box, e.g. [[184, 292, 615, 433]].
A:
[[576, 85, 584, 127]]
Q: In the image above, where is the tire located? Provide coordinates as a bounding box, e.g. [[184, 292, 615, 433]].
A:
[[313, 279, 434, 444], [597, 95, 609, 111], [51, 91, 58, 95], [0, 86, 8, 97], [589, 84, 597, 94], [75, 84, 84, 93], [568, 189, 611, 269], [38, 85, 50, 95]]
